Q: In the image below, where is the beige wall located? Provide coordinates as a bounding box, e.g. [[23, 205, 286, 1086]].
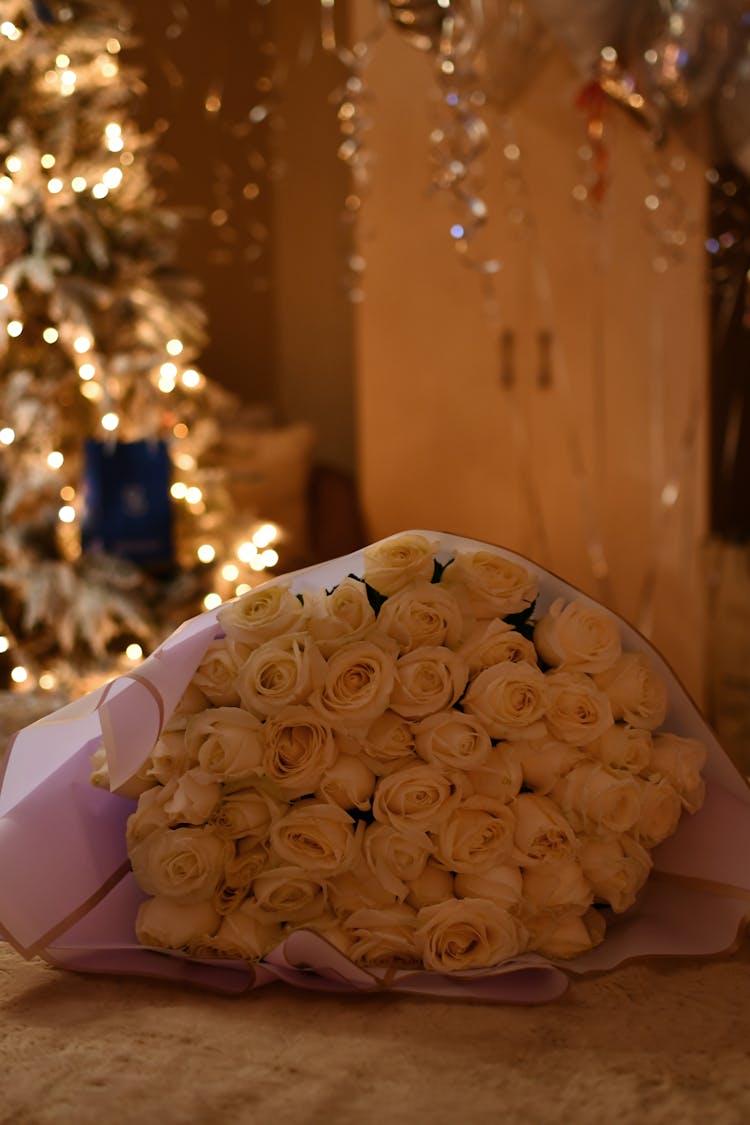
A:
[[352, 8, 708, 699]]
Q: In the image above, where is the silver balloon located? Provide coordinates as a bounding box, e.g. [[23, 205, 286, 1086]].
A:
[[626, 0, 738, 116], [479, 0, 552, 107], [717, 36, 750, 177], [531, 0, 631, 76]]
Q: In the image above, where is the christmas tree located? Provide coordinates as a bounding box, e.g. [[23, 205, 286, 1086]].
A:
[[0, 0, 238, 694]]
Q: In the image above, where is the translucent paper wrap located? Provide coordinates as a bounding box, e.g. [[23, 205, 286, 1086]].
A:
[[1, 531, 749, 1004]]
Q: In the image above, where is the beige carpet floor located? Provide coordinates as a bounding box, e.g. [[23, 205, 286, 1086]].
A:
[[3, 939, 750, 1125]]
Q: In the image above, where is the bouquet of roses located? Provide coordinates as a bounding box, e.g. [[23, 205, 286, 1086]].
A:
[[2, 532, 749, 1002]]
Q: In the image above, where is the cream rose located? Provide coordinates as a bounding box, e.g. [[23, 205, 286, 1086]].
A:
[[363, 533, 438, 595], [552, 762, 641, 835], [512, 737, 583, 795], [212, 788, 287, 844], [217, 582, 307, 646], [344, 903, 420, 967], [305, 577, 376, 655], [434, 797, 516, 874], [328, 858, 399, 915], [459, 618, 538, 677], [185, 707, 265, 783], [126, 782, 176, 850], [416, 898, 527, 972], [363, 823, 433, 900], [390, 646, 468, 720], [163, 768, 222, 826], [316, 752, 375, 811], [261, 706, 338, 798], [130, 825, 228, 903], [270, 801, 362, 874], [213, 901, 283, 961], [526, 906, 605, 959], [442, 550, 538, 618], [593, 653, 668, 730], [215, 838, 270, 914], [372, 762, 463, 836], [414, 709, 492, 771], [534, 597, 622, 674], [191, 640, 244, 706], [467, 745, 523, 803], [453, 865, 523, 912], [631, 777, 683, 847], [310, 641, 395, 729], [649, 732, 706, 813], [135, 897, 220, 950], [237, 633, 325, 718], [463, 660, 548, 740], [405, 860, 455, 910], [374, 580, 464, 653], [149, 730, 191, 785], [543, 670, 614, 746], [251, 865, 329, 922], [511, 793, 578, 865], [360, 711, 418, 775], [522, 858, 592, 914], [579, 833, 653, 913], [586, 724, 651, 775], [163, 682, 209, 734]]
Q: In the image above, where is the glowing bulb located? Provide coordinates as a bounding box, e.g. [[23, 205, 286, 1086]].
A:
[[260, 548, 279, 568], [0, 178, 11, 194], [55, 53, 70, 68], [203, 592, 222, 611], [172, 422, 188, 439], [105, 122, 122, 138], [40, 153, 56, 169], [0, 637, 8, 653], [174, 452, 195, 471], [0, 427, 15, 444], [181, 369, 202, 389], [80, 382, 102, 401], [73, 335, 92, 353], [101, 412, 119, 431], [39, 672, 57, 690], [102, 166, 123, 189], [250, 556, 266, 572], [197, 543, 216, 563], [106, 38, 121, 54], [91, 183, 109, 199], [107, 136, 124, 153], [78, 363, 96, 380], [6, 155, 21, 173], [58, 505, 76, 523], [43, 327, 59, 343], [158, 376, 176, 393], [10, 666, 28, 684], [60, 485, 75, 501], [166, 338, 183, 356], [125, 643, 143, 661], [252, 522, 278, 548], [71, 176, 87, 192], [0, 284, 7, 298], [185, 486, 202, 504], [235, 584, 251, 597], [47, 451, 64, 469], [237, 542, 257, 563], [160, 361, 177, 379], [47, 178, 63, 194], [7, 320, 22, 338], [1, 21, 21, 40], [170, 482, 187, 499], [101, 60, 118, 78], [221, 564, 239, 582]]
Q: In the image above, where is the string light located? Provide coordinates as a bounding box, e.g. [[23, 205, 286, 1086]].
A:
[[185, 486, 202, 504], [47, 451, 64, 469], [55, 53, 70, 68], [101, 412, 119, 431], [71, 176, 87, 192], [259, 548, 279, 568], [252, 522, 278, 548], [58, 505, 76, 523], [0, 21, 21, 41], [203, 592, 222, 611], [73, 335, 92, 353], [91, 183, 109, 199], [6, 154, 21, 173], [181, 369, 202, 389], [0, 428, 15, 445], [0, 284, 7, 299], [0, 637, 9, 653], [197, 543, 216, 563], [102, 167, 123, 189], [172, 423, 188, 439], [221, 563, 239, 582], [159, 362, 177, 379], [170, 481, 187, 499], [166, 338, 183, 356], [173, 452, 195, 471], [60, 486, 75, 501], [7, 320, 23, 337], [78, 364, 96, 380], [235, 584, 251, 597], [43, 327, 59, 343], [80, 382, 102, 401], [39, 672, 57, 690], [40, 153, 56, 169], [10, 666, 28, 684], [125, 643, 143, 661], [47, 178, 63, 194], [237, 541, 257, 563]]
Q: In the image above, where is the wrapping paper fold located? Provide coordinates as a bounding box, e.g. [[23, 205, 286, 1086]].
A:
[[1, 531, 749, 1003]]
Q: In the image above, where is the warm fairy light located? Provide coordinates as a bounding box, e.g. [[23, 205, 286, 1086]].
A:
[[101, 412, 119, 431], [235, 584, 251, 597], [166, 338, 183, 356], [91, 183, 109, 199], [43, 326, 59, 343], [7, 321, 22, 337], [172, 422, 189, 439], [100, 59, 118, 78], [252, 522, 278, 549], [80, 382, 102, 401], [249, 556, 267, 572], [197, 543, 216, 563], [125, 643, 143, 661], [0, 284, 7, 299], [158, 374, 176, 393], [237, 541, 257, 563], [0, 637, 8, 653], [40, 153, 56, 169], [106, 38, 121, 54], [56, 53, 70, 68], [0, 21, 22, 40], [73, 335, 92, 353], [102, 167, 123, 189], [39, 672, 57, 691], [47, 178, 63, 194], [0, 427, 15, 444], [107, 135, 124, 153], [47, 451, 64, 469], [185, 486, 202, 504], [221, 563, 239, 582], [203, 592, 222, 611], [11, 666, 28, 684], [105, 122, 122, 137], [71, 177, 87, 193], [0, 177, 11, 194], [60, 486, 75, 501], [58, 505, 76, 523], [661, 482, 680, 507], [121, 152, 134, 167], [174, 452, 195, 471], [160, 362, 177, 379], [60, 69, 77, 92], [170, 482, 187, 499], [259, 548, 279, 568], [181, 369, 202, 389], [78, 363, 96, 380], [6, 154, 22, 173]]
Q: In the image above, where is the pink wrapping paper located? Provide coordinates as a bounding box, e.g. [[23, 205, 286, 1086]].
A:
[[1, 531, 749, 1003]]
